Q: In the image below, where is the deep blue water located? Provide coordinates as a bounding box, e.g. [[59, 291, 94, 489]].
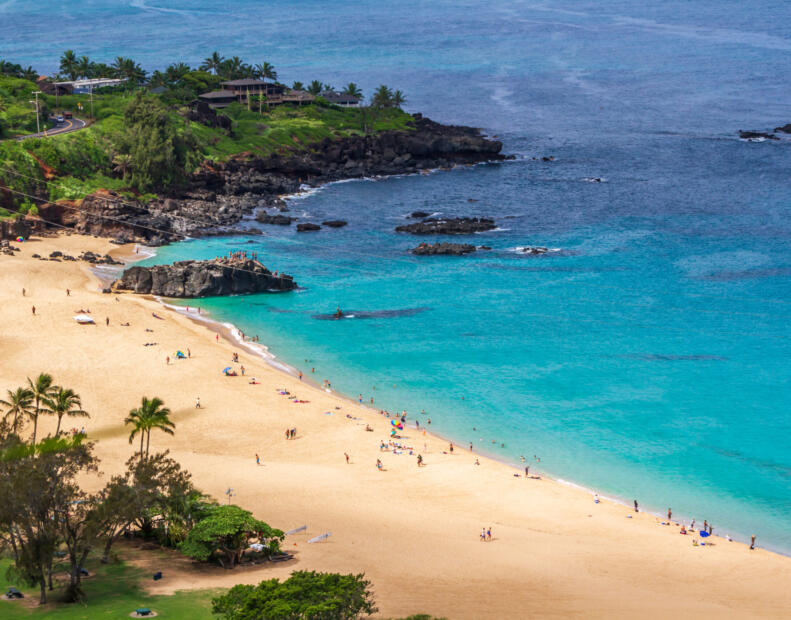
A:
[[3, 1, 790, 552]]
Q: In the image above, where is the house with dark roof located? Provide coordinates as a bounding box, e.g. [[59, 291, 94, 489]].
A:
[[320, 91, 361, 107], [197, 89, 239, 109], [281, 89, 315, 105], [198, 79, 287, 109]]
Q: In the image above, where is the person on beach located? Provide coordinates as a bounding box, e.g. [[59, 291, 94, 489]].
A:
[[195, 397, 200, 409], [634, 500, 639, 513], [299, 371, 303, 381], [345, 452, 350, 464], [691, 519, 696, 531], [166, 355, 170, 365], [187, 348, 191, 358], [358, 394, 362, 404], [66, 289, 70, 296], [256, 453, 260, 465], [487, 527, 492, 541], [427, 417, 431, 425], [241, 365, 245, 376], [751, 535, 756, 550], [376, 459, 383, 471], [216, 334, 219, 343], [525, 466, 529, 476], [704, 520, 708, 532], [480, 528, 486, 541], [469, 442, 473, 451], [417, 454, 423, 466], [475, 458, 480, 466], [22, 288, 25, 297], [106, 317, 109, 326], [32, 305, 35, 315], [668, 508, 672, 521], [285, 429, 290, 440], [449, 442, 454, 453]]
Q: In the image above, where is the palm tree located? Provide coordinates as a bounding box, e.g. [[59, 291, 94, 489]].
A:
[[291, 81, 304, 92], [200, 51, 224, 75], [372, 84, 394, 108], [254, 62, 277, 81], [26, 373, 56, 445], [77, 55, 93, 79], [0, 387, 33, 436], [307, 80, 324, 96], [112, 153, 133, 177], [60, 50, 78, 80], [21, 66, 39, 81], [342, 82, 362, 98], [392, 89, 406, 108], [125, 397, 175, 459], [43, 387, 88, 436], [165, 62, 191, 83], [219, 56, 244, 80]]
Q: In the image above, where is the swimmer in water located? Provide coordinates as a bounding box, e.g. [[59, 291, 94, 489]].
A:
[[334, 306, 343, 319]]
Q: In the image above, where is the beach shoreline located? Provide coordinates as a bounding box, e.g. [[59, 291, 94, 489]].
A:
[[106, 238, 785, 555], [2, 232, 791, 618]]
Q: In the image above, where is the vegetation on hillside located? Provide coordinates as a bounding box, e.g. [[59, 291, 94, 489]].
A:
[[0, 51, 414, 217]]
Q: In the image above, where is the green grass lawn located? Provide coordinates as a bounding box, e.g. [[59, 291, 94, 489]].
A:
[[0, 555, 218, 619]]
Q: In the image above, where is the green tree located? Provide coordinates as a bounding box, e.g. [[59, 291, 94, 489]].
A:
[[0, 387, 33, 436], [291, 81, 304, 91], [179, 504, 282, 569], [27, 373, 56, 445], [211, 571, 377, 620], [372, 84, 393, 108], [342, 82, 362, 99], [42, 387, 88, 436], [77, 55, 93, 79], [200, 51, 225, 75], [112, 153, 133, 177], [307, 80, 324, 96], [59, 50, 78, 81], [254, 62, 277, 81], [21, 66, 38, 81], [124, 396, 174, 458], [392, 89, 406, 108]]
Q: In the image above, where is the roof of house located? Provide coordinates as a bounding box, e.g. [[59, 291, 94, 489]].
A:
[[321, 91, 361, 103], [283, 89, 315, 100], [198, 90, 238, 99], [221, 79, 271, 87]]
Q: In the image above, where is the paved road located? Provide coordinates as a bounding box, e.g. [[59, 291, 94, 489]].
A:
[[15, 117, 87, 141]]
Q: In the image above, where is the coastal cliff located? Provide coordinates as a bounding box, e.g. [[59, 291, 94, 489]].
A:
[[32, 115, 505, 245], [111, 257, 296, 297]]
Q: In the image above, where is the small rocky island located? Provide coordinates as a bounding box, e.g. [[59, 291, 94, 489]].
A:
[[411, 242, 478, 255], [395, 217, 496, 235], [112, 257, 296, 298]]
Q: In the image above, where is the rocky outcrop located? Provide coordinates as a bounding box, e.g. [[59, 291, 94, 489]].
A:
[[410, 211, 430, 219], [30, 114, 506, 244], [0, 217, 30, 241], [395, 217, 496, 235], [519, 246, 549, 255], [296, 223, 321, 232], [255, 212, 294, 226], [321, 220, 347, 228], [411, 242, 476, 255], [739, 130, 778, 141], [111, 257, 296, 298], [774, 124, 791, 134]]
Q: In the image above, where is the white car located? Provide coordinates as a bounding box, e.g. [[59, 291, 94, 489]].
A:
[[56, 115, 64, 123]]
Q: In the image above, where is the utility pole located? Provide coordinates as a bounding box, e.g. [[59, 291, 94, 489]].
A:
[[31, 91, 42, 135], [89, 82, 94, 119]]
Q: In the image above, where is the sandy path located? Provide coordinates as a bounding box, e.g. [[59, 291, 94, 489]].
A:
[[1, 233, 789, 619]]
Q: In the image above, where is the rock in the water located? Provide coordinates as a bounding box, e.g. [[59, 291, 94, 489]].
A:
[[321, 220, 347, 228], [111, 257, 296, 298], [255, 212, 294, 226], [774, 123, 791, 134], [477, 245, 492, 250], [411, 242, 477, 256], [396, 217, 496, 235], [739, 130, 778, 140], [410, 211, 430, 218], [296, 223, 321, 232], [520, 246, 549, 255]]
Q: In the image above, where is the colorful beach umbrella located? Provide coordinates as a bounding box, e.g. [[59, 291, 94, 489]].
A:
[[699, 530, 710, 538], [222, 367, 231, 374], [390, 419, 403, 430]]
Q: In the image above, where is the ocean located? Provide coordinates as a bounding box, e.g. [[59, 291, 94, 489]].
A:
[[3, 0, 790, 552]]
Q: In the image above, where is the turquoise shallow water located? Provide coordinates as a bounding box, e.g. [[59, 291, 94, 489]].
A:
[[3, 0, 790, 551]]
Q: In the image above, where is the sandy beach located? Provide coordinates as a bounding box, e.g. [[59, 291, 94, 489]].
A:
[[2, 232, 790, 619]]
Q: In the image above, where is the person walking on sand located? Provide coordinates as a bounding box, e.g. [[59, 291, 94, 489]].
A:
[[241, 365, 245, 376], [22, 288, 25, 297], [634, 500, 639, 513], [166, 355, 170, 365], [449, 442, 454, 453], [106, 317, 109, 326], [376, 459, 383, 471], [345, 452, 350, 464], [751, 535, 756, 550], [195, 396, 200, 409], [66, 289, 70, 296], [525, 466, 529, 476], [187, 348, 191, 358], [299, 371, 303, 381], [216, 333, 219, 343], [256, 453, 260, 465], [480, 528, 486, 542], [668, 508, 672, 521], [487, 527, 492, 541], [417, 454, 423, 466]]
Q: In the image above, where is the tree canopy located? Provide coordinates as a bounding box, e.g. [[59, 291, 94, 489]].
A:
[[180, 504, 283, 569], [211, 571, 378, 620]]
